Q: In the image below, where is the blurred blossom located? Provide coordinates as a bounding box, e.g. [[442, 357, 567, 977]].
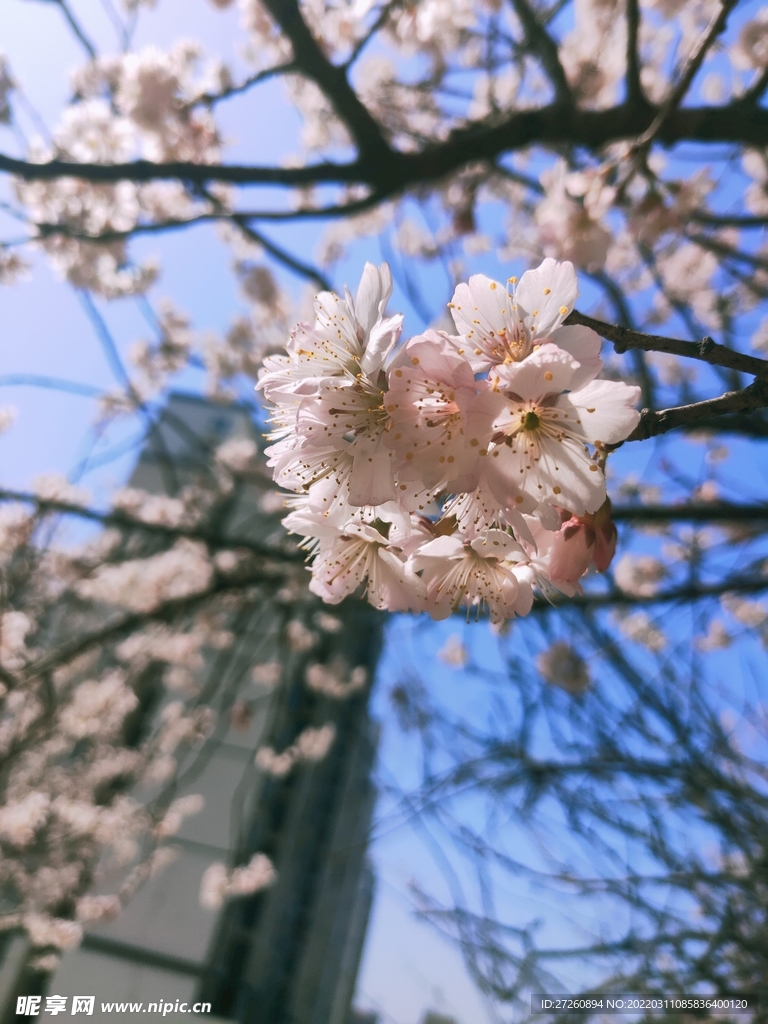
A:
[[613, 610, 667, 651], [536, 641, 591, 695], [437, 635, 469, 668], [695, 620, 733, 652], [614, 554, 667, 596]]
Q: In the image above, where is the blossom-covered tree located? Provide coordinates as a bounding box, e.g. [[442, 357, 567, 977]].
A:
[[1, 0, 768, 1016]]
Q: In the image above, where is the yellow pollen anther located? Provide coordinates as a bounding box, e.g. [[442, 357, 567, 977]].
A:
[[543, 287, 551, 295], [559, 306, 568, 315], [544, 371, 553, 381]]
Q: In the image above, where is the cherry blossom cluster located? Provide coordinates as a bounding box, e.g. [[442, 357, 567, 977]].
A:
[[0, 487, 240, 958], [259, 259, 641, 623]]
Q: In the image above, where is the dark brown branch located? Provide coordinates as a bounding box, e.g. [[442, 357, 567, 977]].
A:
[[625, 0, 642, 105], [533, 574, 768, 609], [0, 487, 303, 562], [585, 270, 656, 411], [695, 409, 768, 437], [0, 152, 354, 187], [505, 0, 572, 104], [691, 212, 768, 228], [565, 309, 768, 379], [2, 104, 768, 195], [258, 0, 397, 174], [611, 502, 768, 523], [686, 231, 768, 274], [627, 378, 768, 443]]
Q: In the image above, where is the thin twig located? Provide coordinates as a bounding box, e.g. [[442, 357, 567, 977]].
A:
[[634, 0, 738, 150], [27, 0, 97, 59], [32, 190, 384, 244], [344, 0, 402, 68], [505, 0, 572, 104], [192, 61, 297, 109], [233, 217, 333, 290]]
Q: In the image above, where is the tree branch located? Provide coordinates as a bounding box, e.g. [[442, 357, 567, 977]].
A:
[[258, 0, 397, 175], [22, 573, 288, 684], [565, 309, 768, 379], [0, 487, 303, 562], [344, 0, 402, 68], [627, 378, 768, 444], [2, 104, 767, 194], [533, 574, 768, 609], [742, 64, 768, 105], [634, 0, 738, 150], [31, 190, 384, 244], [505, 0, 572, 104], [231, 217, 332, 290], [690, 212, 768, 228], [192, 61, 297, 108], [625, 0, 642, 105], [611, 502, 768, 523], [686, 230, 768, 274], [0, 152, 355, 187]]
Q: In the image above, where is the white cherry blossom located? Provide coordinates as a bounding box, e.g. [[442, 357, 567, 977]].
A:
[[483, 343, 640, 515], [309, 521, 425, 611], [409, 531, 534, 623]]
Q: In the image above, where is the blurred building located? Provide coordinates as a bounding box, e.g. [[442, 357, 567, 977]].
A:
[[0, 394, 382, 1024]]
